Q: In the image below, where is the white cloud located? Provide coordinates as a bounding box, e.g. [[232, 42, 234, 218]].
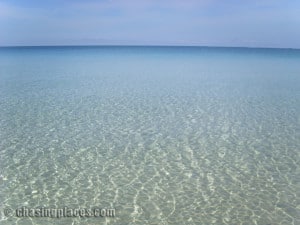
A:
[[0, 2, 21, 18]]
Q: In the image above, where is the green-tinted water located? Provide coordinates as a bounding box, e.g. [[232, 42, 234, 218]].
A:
[[0, 47, 300, 225]]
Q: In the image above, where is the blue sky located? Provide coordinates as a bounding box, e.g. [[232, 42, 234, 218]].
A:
[[0, 0, 300, 48]]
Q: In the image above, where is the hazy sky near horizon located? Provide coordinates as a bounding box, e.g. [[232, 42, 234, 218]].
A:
[[0, 0, 300, 48]]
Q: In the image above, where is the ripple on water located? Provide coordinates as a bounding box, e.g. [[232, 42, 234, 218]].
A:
[[1, 47, 300, 225]]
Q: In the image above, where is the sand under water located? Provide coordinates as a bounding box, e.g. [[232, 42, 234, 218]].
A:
[[0, 46, 299, 224]]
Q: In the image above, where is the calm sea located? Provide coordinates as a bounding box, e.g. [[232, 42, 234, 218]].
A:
[[0, 46, 300, 225]]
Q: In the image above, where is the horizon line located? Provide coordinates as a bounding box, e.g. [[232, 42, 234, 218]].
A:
[[0, 44, 299, 51]]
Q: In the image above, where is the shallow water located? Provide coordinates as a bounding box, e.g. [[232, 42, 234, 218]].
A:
[[0, 46, 300, 225]]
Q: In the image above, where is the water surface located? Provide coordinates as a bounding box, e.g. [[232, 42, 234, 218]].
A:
[[0, 46, 300, 225]]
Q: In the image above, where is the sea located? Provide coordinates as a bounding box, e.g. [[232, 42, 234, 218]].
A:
[[0, 46, 299, 225]]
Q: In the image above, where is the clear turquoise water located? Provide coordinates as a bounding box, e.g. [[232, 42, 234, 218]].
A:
[[0, 46, 300, 225]]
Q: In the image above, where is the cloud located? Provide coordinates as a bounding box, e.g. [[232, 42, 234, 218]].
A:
[[0, 2, 22, 18], [0, 0, 299, 47]]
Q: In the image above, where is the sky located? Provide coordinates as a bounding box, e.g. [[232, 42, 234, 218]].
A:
[[0, 0, 300, 48]]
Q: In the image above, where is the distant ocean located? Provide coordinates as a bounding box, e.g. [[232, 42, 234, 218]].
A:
[[0, 46, 299, 225]]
